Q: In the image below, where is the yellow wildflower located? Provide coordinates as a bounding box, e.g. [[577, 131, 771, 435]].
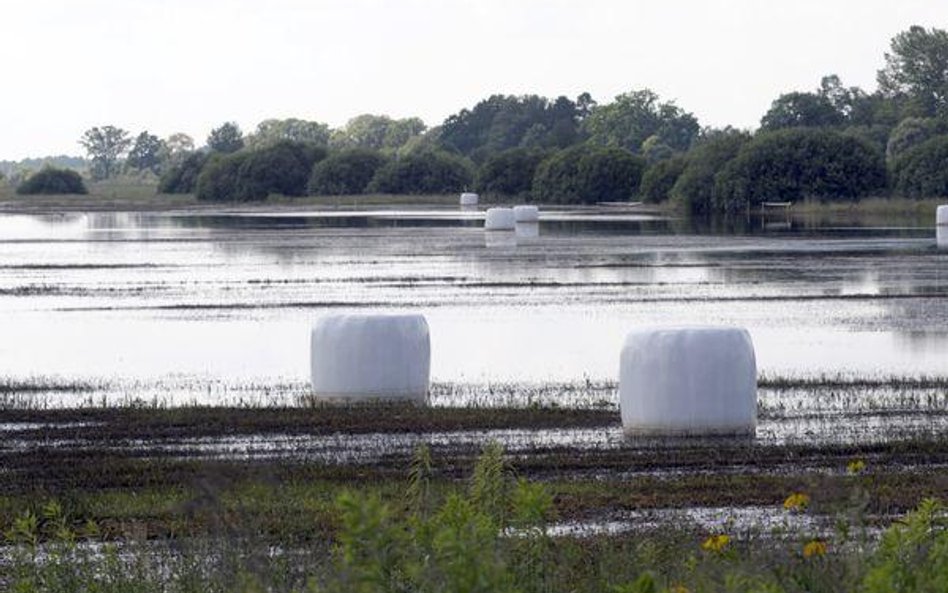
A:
[[783, 492, 810, 512], [847, 459, 866, 475], [667, 585, 690, 593], [802, 539, 828, 558], [701, 534, 730, 553]]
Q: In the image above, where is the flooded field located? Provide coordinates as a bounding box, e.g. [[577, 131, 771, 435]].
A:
[[0, 208, 946, 393], [1, 206, 946, 534]]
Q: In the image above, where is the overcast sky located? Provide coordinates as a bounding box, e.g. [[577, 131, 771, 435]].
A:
[[1, 0, 944, 160]]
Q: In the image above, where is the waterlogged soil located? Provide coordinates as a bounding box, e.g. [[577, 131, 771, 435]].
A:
[[1, 206, 947, 537]]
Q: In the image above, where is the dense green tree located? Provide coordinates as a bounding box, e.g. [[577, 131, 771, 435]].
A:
[[207, 122, 245, 154], [125, 131, 165, 174], [79, 125, 132, 180], [440, 94, 586, 159], [639, 157, 687, 203], [878, 26, 948, 116], [308, 149, 389, 195], [841, 125, 893, 157], [195, 152, 248, 202], [368, 150, 474, 194], [16, 167, 87, 195], [532, 145, 645, 204], [669, 131, 750, 213], [330, 115, 426, 152], [760, 92, 843, 130], [475, 148, 548, 197], [195, 141, 326, 202], [246, 118, 331, 149], [158, 151, 209, 194], [236, 141, 326, 199], [885, 117, 948, 163], [891, 135, 948, 197], [582, 89, 699, 153], [713, 128, 887, 211]]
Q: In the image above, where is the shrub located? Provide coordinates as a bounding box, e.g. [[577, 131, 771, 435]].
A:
[[157, 151, 208, 194], [891, 135, 948, 197], [475, 148, 548, 198], [639, 157, 687, 203], [885, 117, 947, 163], [368, 149, 474, 194], [16, 167, 87, 195], [668, 132, 750, 213], [713, 128, 887, 212], [195, 141, 327, 202], [308, 149, 389, 195], [532, 145, 645, 204]]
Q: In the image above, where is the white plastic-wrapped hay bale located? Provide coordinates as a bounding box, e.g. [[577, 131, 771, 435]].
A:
[[938, 205, 948, 225], [484, 207, 515, 231], [460, 192, 479, 206], [513, 205, 539, 222], [310, 313, 430, 403], [619, 326, 757, 436]]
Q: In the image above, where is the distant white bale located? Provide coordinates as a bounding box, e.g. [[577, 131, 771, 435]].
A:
[[619, 326, 757, 437], [310, 313, 430, 403], [937, 205, 948, 226], [513, 205, 539, 222], [460, 192, 479, 206], [484, 207, 515, 231], [938, 225, 947, 249]]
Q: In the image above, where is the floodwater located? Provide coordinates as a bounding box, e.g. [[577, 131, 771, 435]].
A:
[[0, 207, 946, 409]]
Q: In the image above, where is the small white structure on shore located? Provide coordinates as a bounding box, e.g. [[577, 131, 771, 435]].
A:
[[619, 326, 757, 437], [513, 205, 539, 223], [938, 205, 948, 226], [484, 207, 515, 231], [310, 313, 430, 403], [460, 192, 479, 206]]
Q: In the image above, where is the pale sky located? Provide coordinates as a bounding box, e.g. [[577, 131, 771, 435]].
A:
[[1, 0, 944, 160]]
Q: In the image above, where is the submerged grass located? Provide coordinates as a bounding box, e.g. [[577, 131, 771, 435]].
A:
[[3, 444, 948, 592]]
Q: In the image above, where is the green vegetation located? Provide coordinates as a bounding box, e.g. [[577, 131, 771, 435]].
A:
[[15, 167, 87, 195], [669, 132, 750, 213], [206, 121, 245, 154], [533, 145, 645, 204], [639, 156, 686, 204], [890, 135, 948, 198], [10, 26, 948, 207], [2, 437, 948, 593], [196, 140, 326, 202], [714, 129, 887, 211], [309, 149, 389, 195], [368, 149, 473, 195], [158, 151, 209, 194], [475, 148, 548, 198]]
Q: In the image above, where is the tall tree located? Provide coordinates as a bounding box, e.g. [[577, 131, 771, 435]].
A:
[[165, 133, 195, 155], [760, 92, 843, 130], [207, 122, 245, 153], [878, 26, 948, 116], [582, 89, 699, 153], [246, 118, 331, 149], [440, 94, 584, 158], [79, 126, 132, 180], [126, 131, 165, 173]]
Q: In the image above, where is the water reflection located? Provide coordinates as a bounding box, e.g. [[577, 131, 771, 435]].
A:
[[0, 209, 945, 394]]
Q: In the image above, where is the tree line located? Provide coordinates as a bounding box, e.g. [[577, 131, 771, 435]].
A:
[[11, 26, 948, 210]]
